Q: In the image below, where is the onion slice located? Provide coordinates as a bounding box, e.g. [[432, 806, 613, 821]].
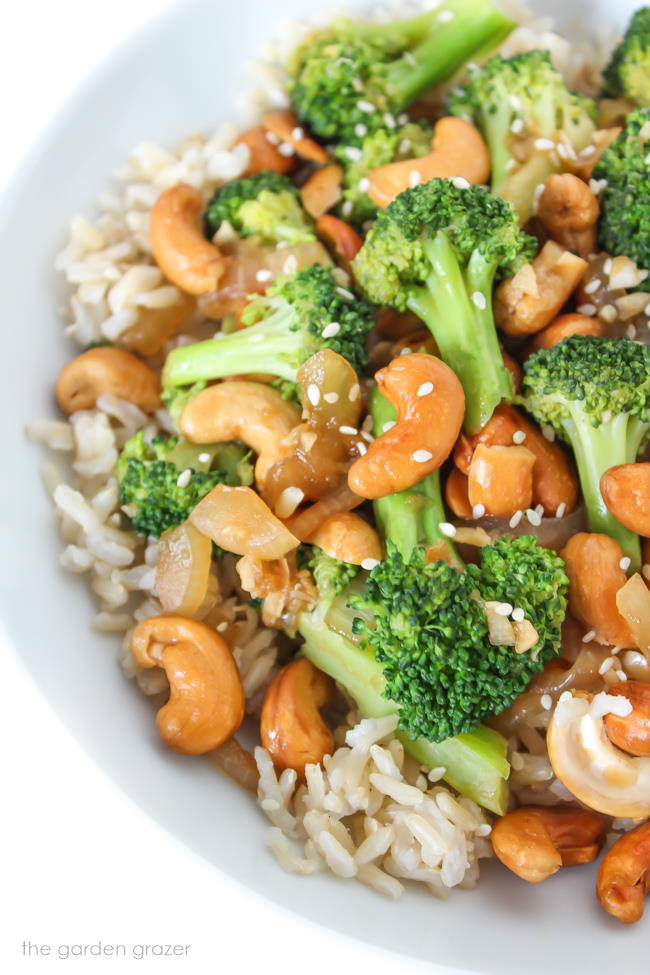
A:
[[190, 485, 299, 560], [616, 573, 650, 655]]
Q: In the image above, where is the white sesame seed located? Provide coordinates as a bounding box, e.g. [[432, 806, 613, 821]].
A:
[[323, 392, 339, 404], [283, 255, 298, 275], [248, 332, 265, 343], [495, 602, 513, 617], [541, 694, 552, 711], [197, 452, 211, 463], [265, 131, 279, 145], [471, 291, 487, 310], [382, 420, 396, 433], [582, 629, 596, 643], [555, 502, 566, 519], [510, 118, 524, 135], [509, 510, 523, 528], [358, 177, 370, 193], [505, 159, 517, 172], [383, 113, 396, 129], [619, 556, 631, 572], [589, 178, 608, 196], [541, 424, 556, 442], [512, 430, 526, 444], [600, 304, 617, 324], [339, 425, 358, 436], [344, 146, 363, 162], [534, 137, 555, 151], [604, 258, 613, 275], [439, 522, 457, 538], [452, 176, 471, 190], [216, 621, 229, 633], [599, 656, 615, 676], [526, 509, 542, 527], [307, 383, 320, 406], [577, 304, 596, 316], [602, 409, 613, 424], [611, 646, 621, 655], [342, 200, 354, 218], [357, 100, 376, 113], [412, 449, 433, 463], [354, 123, 368, 138], [512, 608, 525, 623], [176, 469, 192, 488], [643, 564, 650, 581], [508, 94, 523, 111], [399, 346, 412, 355], [417, 382, 434, 397], [356, 441, 367, 456], [409, 170, 422, 188], [336, 286, 354, 300], [278, 142, 295, 157], [291, 126, 304, 141], [398, 138, 412, 154], [322, 321, 341, 338], [557, 143, 569, 160], [361, 430, 374, 443], [256, 269, 273, 282], [535, 504, 544, 517], [274, 486, 305, 519], [583, 278, 600, 294], [397, 113, 409, 125], [402, 51, 416, 67], [348, 383, 360, 402], [626, 324, 638, 340], [361, 557, 380, 571], [438, 9, 454, 22], [472, 503, 486, 519], [510, 752, 525, 771]]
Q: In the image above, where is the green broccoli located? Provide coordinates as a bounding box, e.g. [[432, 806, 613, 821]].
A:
[[307, 546, 360, 601], [603, 7, 650, 106], [521, 335, 650, 568], [448, 50, 597, 223], [352, 178, 536, 433], [334, 121, 434, 225], [204, 171, 315, 245], [593, 106, 650, 284], [116, 432, 253, 537], [162, 264, 375, 388], [289, 0, 514, 146], [161, 381, 207, 430]]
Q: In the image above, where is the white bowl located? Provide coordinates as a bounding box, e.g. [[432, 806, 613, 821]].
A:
[[1, 1, 646, 970]]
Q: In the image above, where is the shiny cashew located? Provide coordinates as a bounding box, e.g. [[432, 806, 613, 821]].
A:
[[601, 464, 650, 538], [263, 109, 328, 164], [235, 126, 295, 176], [467, 443, 536, 517], [547, 690, 650, 819], [260, 658, 335, 777], [530, 312, 605, 352], [495, 241, 588, 337], [316, 215, 364, 277], [561, 533, 634, 648], [179, 381, 301, 489], [348, 353, 465, 500], [501, 348, 522, 393], [366, 117, 490, 208], [444, 468, 472, 520], [537, 174, 600, 258], [55, 346, 161, 414], [604, 681, 650, 757], [149, 184, 228, 295], [300, 165, 344, 219], [597, 821, 650, 924], [492, 805, 608, 883], [131, 615, 244, 755], [306, 511, 382, 565]]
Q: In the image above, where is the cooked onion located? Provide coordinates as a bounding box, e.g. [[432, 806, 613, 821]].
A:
[[211, 737, 259, 794], [285, 483, 364, 540], [453, 505, 587, 550], [190, 485, 299, 560], [155, 521, 212, 615], [616, 573, 650, 654]]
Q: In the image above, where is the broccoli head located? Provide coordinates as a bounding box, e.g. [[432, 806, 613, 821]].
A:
[[162, 264, 375, 388], [593, 106, 650, 283], [353, 178, 536, 432], [448, 50, 597, 222], [289, 0, 515, 145], [603, 7, 650, 106], [307, 546, 360, 601], [521, 335, 650, 567], [116, 432, 252, 537], [204, 170, 315, 246]]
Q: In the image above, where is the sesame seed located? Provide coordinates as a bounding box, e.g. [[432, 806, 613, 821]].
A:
[[589, 178, 608, 196], [626, 324, 638, 340], [336, 286, 354, 300], [471, 291, 487, 310], [361, 557, 380, 571], [307, 383, 320, 406], [601, 409, 613, 424], [383, 420, 396, 433], [577, 303, 596, 316], [599, 657, 615, 676], [361, 430, 374, 443], [509, 510, 523, 528], [439, 522, 457, 538], [505, 158, 517, 172], [611, 646, 621, 655], [356, 441, 367, 456], [534, 137, 555, 151], [600, 304, 617, 323], [399, 346, 412, 355], [344, 146, 363, 162], [248, 332, 265, 343], [616, 670, 628, 681], [176, 469, 192, 488], [417, 381, 434, 397], [198, 452, 211, 463], [278, 142, 295, 157], [358, 177, 370, 193], [291, 126, 304, 141], [535, 504, 544, 517], [510, 752, 524, 771], [453, 176, 471, 190], [525, 508, 541, 527], [541, 424, 556, 442], [383, 113, 396, 129], [409, 170, 422, 188], [619, 556, 631, 572], [398, 138, 412, 154], [555, 502, 566, 519], [265, 131, 279, 145], [397, 113, 409, 125], [510, 118, 524, 135], [582, 629, 596, 643], [512, 608, 525, 623], [541, 694, 552, 711], [580, 145, 597, 157], [323, 392, 339, 404], [604, 258, 613, 275], [583, 278, 600, 294], [216, 621, 229, 633], [354, 123, 368, 138], [339, 425, 358, 436], [342, 200, 354, 218], [557, 143, 569, 160], [509, 94, 523, 111], [512, 430, 526, 444], [472, 503, 486, 519], [357, 100, 375, 113], [412, 449, 433, 463], [283, 255, 298, 274], [322, 321, 341, 338], [438, 9, 454, 21], [643, 564, 650, 581], [361, 415, 373, 433], [403, 51, 416, 67], [256, 269, 273, 282], [348, 383, 360, 402], [495, 602, 513, 617]]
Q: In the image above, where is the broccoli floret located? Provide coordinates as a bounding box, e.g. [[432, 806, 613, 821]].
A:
[[289, 0, 514, 146], [161, 381, 207, 430], [308, 546, 360, 600], [350, 536, 568, 742], [603, 7, 650, 106], [116, 432, 253, 537], [521, 335, 650, 568], [162, 264, 375, 388], [352, 178, 536, 432], [204, 171, 315, 245], [593, 107, 650, 284], [448, 51, 597, 222], [334, 121, 434, 225]]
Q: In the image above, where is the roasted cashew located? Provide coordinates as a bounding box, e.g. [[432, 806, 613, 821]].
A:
[[601, 464, 650, 538], [306, 512, 382, 565], [131, 615, 244, 755], [530, 312, 605, 352], [55, 347, 161, 414], [444, 468, 472, 519], [495, 241, 588, 337], [263, 109, 328, 164], [316, 215, 364, 277], [348, 353, 465, 500], [561, 533, 634, 648], [537, 174, 600, 258], [604, 681, 650, 757], [260, 658, 334, 777], [300, 165, 344, 219], [366, 117, 490, 208], [179, 381, 301, 489], [190, 485, 300, 561], [235, 126, 295, 177], [492, 805, 608, 883], [547, 691, 650, 819], [467, 443, 536, 517], [597, 821, 650, 924], [150, 184, 228, 295]]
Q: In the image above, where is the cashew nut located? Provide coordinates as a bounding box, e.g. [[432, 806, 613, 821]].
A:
[[263, 109, 328, 164], [306, 511, 382, 565], [495, 241, 588, 337], [55, 347, 161, 414], [561, 533, 634, 648], [179, 381, 301, 489], [316, 215, 364, 277], [467, 443, 536, 517], [366, 117, 490, 208], [601, 464, 650, 538], [597, 821, 650, 924], [131, 615, 244, 754], [604, 681, 650, 757], [492, 805, 608, 883], [300, 165, 344, 219], [348, 353, 465, 500], [530, 312, 605, 352], [537, 174, 600, 258], [235, 126, 295, 177], [150, 184, 228, 295], [189, 485, 299, 561], [547, 690, 650, 818], [260, 658, 334, 777], [445, 467, 472, 519]]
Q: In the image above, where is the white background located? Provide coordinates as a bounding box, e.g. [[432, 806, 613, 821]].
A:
[[0, 3, 446, 973]]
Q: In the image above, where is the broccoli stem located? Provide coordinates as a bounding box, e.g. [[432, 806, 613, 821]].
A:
[[298, 611, 509, 814], [406, 233, 513, 434], [563, 408, 644, 569]]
